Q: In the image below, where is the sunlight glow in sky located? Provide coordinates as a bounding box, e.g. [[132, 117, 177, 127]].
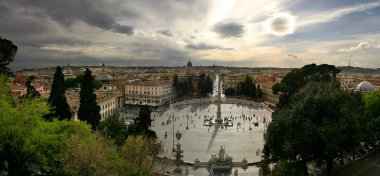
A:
[[0, 0, 380, 69]]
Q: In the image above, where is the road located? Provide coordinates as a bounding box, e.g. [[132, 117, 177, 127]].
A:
[[334, 150, 380, 176]]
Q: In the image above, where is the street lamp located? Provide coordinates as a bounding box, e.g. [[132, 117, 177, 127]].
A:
[[186, 116, 189, 130], [172, 115, 175, 152]]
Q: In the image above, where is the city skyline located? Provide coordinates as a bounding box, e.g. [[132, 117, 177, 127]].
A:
[[1, 0, 380, 70]]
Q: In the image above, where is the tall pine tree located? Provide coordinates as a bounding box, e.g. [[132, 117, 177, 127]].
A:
[[46, 66, 71, 120], [78, 68, 101, 130]]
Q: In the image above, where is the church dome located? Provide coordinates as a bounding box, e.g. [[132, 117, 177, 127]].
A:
[[355, 81, 374, 93], [187, 60, 192, 67], [95, 73, 114, 83]]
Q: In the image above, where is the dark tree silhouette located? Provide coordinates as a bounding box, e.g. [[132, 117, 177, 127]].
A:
[[135, 105, 152, 132], [24, 76, 40, 98], [198, 73, 214, 97], [236, 75, 256, 98], [78, 68, 101, 130], [206, 74, 213, 94], [0, 37, 17, 76], [256, 85, 263, 99], [272, 63, 340, 107], [225, 87, 236, 96], [172, 74, 196, 98], [173, 74, 180, 95], [187, 77, 193, 94], [265, 82, 364, 176], [198, 73, 207, 96], [46, 66, 72, 120], [129, 105, 156, 138]]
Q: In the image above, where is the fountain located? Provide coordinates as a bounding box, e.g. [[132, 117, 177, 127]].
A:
[[209, 146, 233, 172], [173, 131, 184, 175]]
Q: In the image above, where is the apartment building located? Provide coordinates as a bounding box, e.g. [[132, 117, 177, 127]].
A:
[[124, 81, 175, 106]]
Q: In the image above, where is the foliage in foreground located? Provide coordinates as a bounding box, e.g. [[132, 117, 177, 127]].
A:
[[264, 81, 364, 176], [0, 75, 156, 175], [99, 115, 129, 146], [363, 90, 380, 145]]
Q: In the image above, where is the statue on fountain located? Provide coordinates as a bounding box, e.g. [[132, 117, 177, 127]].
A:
[[208, 146, 232, 172]]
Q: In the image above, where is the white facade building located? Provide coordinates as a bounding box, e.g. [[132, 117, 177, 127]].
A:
[[124, 81, 175, 106], [98, 93, 123, 120]]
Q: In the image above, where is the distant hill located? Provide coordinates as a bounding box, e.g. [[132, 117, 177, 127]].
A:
[[338, 66, 380, 73], [15, 65, 378, 74]]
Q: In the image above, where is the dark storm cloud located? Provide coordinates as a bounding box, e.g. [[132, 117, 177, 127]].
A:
[[186, 42, 233, 50], [6, 0, 134, 35], [212, 22, 244, 38], [19, 37, 92, 48], [0, 6, 91, 48], [0, 2, 9, 15], [10, 43, 193, 70], [157, 30, 173, 37], [112, 24, 134, 35]]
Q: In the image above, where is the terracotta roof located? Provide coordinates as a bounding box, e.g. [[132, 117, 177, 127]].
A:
[[368, 80, 380, 84]]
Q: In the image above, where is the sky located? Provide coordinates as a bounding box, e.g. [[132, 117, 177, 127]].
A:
[[1, 0, 380, 70]]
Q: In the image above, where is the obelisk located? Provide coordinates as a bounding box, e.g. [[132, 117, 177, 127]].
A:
[[215, 73, 223, 124]]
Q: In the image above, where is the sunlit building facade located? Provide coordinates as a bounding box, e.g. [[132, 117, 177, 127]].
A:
[[124, 81, 175, 106]]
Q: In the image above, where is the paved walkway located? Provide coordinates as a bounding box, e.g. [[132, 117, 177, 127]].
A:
[[151, 103, 272, 164], [334, 150, 380, 176]]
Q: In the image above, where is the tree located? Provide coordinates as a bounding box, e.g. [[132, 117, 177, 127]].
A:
[[46, 66, 72, 120], [225, 87, 236, 96], [24, 76, 40, 98], [120, 136, 160, 176], [78, 68, 101, 130], [0, 37, 17, 76], [57, 133, 118, 176], [0, 75, 93, 175], [363, 90, 380, 119], [99, 115, 129, 147], [28, 119, 94, 174], [363, 90, 380, 144], [0, 75, 155, 175], [187, 77, 193, 94], [180, 81, 188, 96], [206, 74, 213, 94], [265, 82, 364, 175], [173, 74, 180, 95], [64, 77, 79, 89], [130, 105, 156, 138], [272, 63, 340, 107], [256, 85, 263, 99], [236, 75, 256, 98], [65, 74, 102, 90], [0, 75, 13, 104], [198, 73, 207, 96]]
